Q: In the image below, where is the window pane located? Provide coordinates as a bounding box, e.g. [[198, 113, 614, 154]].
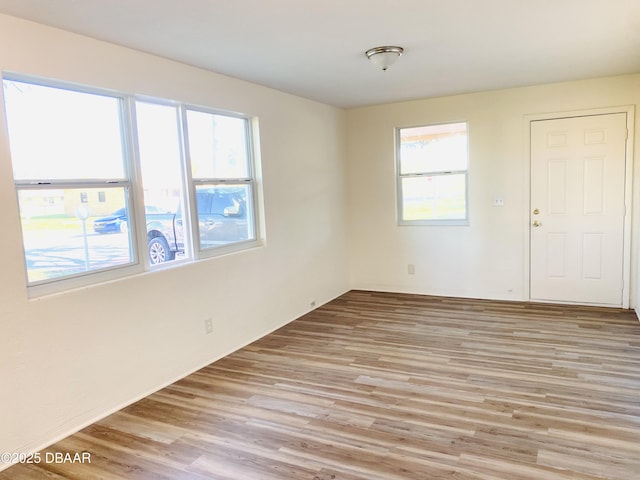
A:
[[2, 80, 126, 180], [400, 122, 467, 175], [18, 187, 133, 283], [401, 174, 467, 221], [136, 102, 188, 265], [187, 110, 249, 179], [195, 184, 254, 249]]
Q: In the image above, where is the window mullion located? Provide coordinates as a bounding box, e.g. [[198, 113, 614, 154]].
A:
[[180, 104, 200, 259], [14, 179, 129, 189], [173, 103, 194, 262], [192, 178, 252, 184], [122, 96, 145, 268], [399, 170, 466, 179]]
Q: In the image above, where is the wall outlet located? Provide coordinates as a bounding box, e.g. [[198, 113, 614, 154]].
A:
[[408, 264, 415, 275], [205, 318, 213, 334], [493, 197, 505, 207]]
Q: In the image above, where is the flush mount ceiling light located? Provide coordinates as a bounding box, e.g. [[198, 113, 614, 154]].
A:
[[365, 46, 404, 71]]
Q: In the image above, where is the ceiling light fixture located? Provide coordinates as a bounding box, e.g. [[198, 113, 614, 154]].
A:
[[365, 46, 404, 71]]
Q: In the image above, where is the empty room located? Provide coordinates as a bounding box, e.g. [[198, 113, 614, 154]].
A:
[[1, 1, 640, 479]]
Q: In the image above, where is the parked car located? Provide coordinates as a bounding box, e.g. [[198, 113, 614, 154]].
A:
[[92, 207, 127, 234], [92, 205, 165, 234], [195, 188, 248, 249], [93, 189, 248, 265], [147, 188, 248, 264]]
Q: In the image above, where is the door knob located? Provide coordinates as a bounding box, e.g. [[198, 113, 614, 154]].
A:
[[532, 208, 540, 215], [532, 220, 541, 227]]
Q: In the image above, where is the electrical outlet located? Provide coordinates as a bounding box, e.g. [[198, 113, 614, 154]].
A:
[[205, 318, 213, 334], [408, 264, 415, 275]]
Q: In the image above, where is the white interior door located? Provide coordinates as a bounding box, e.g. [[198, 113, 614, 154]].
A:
[[530, 113, 628, 306]]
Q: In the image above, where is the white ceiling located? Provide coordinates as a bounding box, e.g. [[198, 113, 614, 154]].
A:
[[0, 0, 639, 108]]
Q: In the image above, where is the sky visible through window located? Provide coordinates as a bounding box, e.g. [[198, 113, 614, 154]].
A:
[[3, 80, 125, 180]]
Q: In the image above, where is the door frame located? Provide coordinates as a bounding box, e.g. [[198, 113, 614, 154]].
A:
[[523, 106, 635, 308]]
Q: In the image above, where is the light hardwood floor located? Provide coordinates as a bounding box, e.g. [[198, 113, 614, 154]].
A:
[[3, 290, 640, 479]]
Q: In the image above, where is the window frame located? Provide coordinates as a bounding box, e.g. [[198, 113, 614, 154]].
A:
[[395, 121, 470, 226], [129, 97, 195, 270], [182, 105, 259, 259], [4, 74, 141, 294], [2, 72, 261, 296]]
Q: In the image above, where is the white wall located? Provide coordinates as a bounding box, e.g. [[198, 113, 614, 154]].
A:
[[0, 14, 349, 458], [346, 75, 640, 303]]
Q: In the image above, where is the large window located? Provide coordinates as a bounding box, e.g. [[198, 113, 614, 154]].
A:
[[2, 74, 259, 293], [396, 122, 468, 224], [3, 79, 135, 284]]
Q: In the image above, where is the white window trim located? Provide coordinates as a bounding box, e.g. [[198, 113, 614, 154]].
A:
[[395, 122, 470, 226], [2, 72, 262, 297], [182, 105, 261, 260]]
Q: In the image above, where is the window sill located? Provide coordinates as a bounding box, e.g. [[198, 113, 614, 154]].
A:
[[27, 239, 265, 300]]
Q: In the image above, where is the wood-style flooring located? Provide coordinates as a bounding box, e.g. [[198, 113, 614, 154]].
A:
[[3, 290, 640, 479]]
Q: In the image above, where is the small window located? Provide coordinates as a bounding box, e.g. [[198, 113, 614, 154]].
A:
[[80, 192, 89, 203], [98, 191, 106, 203], [186, 109, 256, 253], [397, 122, 468, 224]]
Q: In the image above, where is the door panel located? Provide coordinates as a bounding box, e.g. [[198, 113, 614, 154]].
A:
[[530, 113, 627, 306]]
